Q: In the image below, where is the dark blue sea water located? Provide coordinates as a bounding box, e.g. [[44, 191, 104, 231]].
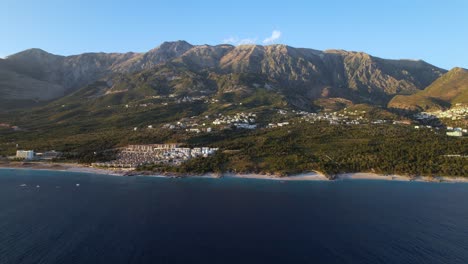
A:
[[1, 169, 468, 264]]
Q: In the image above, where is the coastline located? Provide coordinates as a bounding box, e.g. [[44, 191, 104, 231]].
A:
[[1, 162, 467, 183], [0, 161, 129, 176], [334, 173, 468, 183]]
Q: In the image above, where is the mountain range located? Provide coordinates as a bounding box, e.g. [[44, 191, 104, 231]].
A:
[[2, 40, 459, 112]]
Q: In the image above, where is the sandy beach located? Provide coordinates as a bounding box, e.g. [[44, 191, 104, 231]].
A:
[[1, 161, 467, 183], [335, 173, 468, 183], [222, 172, 329, 181], [336, 173, 411, 181], [0, 161, 129, 176]]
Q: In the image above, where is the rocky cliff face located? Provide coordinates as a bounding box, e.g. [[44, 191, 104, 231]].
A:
[[0, 41, 194, 100], [0, 41, 447, 107], [168, 44, 445, 105]]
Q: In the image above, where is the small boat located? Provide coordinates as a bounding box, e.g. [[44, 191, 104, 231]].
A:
[[76, 184, 80, 187], [36, 185, 40, 188], [20, 184, 27, 187]]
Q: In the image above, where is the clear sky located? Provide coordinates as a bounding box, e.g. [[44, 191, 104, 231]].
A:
[[1, 0, 467, 69]]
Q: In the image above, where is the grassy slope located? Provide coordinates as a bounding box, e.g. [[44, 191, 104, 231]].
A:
[[145, 122, 467, 177], [389, 68, 468, 111]]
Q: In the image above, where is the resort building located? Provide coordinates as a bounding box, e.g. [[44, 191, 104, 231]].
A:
[[16, 150, 35, 160], [36, 150, 62, 160], [125, 144, 182, 152]]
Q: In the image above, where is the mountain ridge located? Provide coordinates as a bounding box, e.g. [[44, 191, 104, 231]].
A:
[[0, 41, 448, 110]]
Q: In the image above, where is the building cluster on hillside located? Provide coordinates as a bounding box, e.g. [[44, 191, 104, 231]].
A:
[[162, 116, 213, 133], [0, 123, 21, 131], [446, 127, 468, 137], [124, 94, 210, 109], [93, 144, 218, 168], [212, 112, 257, 129], [292, 109, 412, 127], [175, 95, 207, 104], [415, 106, 468, 121], [184, 127, 212, 133], [414, 125, 467, 137], [299, 111, 368, 125], [277, 109, 288, 115], [267, 122, 290, 128], [412, 106, 467, 137], [160, 112, 258, 133]]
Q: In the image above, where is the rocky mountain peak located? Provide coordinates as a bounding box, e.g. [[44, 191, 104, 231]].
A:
[[7, 48, 59, 60], [449, 67, 467, 73], [152, 40, 193, 54]]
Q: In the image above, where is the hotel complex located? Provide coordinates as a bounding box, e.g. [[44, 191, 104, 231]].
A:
[[93, 144, 218, 168], [16, 150, 35, 160]]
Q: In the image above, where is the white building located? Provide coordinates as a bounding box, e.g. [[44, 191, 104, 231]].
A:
[[16, 150, 35, 160], [446, 131, 463, 137], [234, 123, 257, 129]]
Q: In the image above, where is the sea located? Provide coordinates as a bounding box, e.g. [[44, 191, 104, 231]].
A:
[[1, 168, 468, 264]]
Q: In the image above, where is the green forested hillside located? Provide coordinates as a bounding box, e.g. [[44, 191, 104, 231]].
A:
[[131, 123, 466, 177]]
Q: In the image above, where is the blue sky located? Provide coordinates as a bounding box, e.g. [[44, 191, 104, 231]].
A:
[[1, 0, 467, 69]]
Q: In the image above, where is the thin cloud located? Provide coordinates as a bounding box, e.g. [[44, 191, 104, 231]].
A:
[[263, 30, 282, 44], [237, 38, 257, 45], [223, 36, 258, 46], [223, 30, 281, 46], [223, 37, 239, 44]]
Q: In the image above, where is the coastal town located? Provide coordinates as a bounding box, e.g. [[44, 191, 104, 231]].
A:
[[143, 108, 416, 133], [9, 144, 219, 170], [6, 106, 467, 167]]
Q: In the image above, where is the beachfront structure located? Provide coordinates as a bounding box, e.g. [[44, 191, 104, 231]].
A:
[[212, 112, 257, 128], [16, 150, 35, 160], [35, 150, 62, 160]]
